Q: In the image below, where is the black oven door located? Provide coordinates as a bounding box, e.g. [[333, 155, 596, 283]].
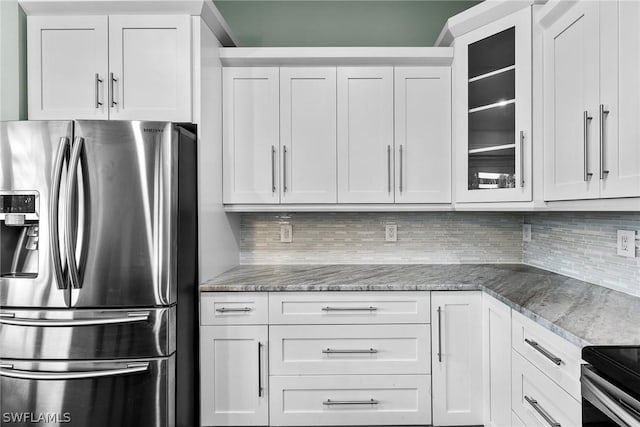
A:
[[582, 365, 640, 427]]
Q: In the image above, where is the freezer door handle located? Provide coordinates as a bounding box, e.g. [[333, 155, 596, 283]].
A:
[[65, 137, 84, 289], [0, 362, 149, 380], [0, 311, 150, 327], [50, 137, 70, 290]]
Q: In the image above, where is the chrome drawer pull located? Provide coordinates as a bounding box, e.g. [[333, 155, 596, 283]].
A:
[[0, 363, 149, 380], [215, 307, 253, 313], [323, 399, 379, 406], [321, 306, 377, 312], [0, 312, 150, 327], [525, 396, 561, 427], [322, 348, 378, 354], [524, 338, 562, 366]]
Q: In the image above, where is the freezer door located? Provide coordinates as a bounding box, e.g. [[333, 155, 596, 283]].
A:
[[70, 120, 178, 307], [0, 356, 174, 427], [0, 307, 174, 359], [0, 121, 73, 308]]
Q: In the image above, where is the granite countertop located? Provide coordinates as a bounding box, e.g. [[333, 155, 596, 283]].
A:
[[200, 264, 640, 348]]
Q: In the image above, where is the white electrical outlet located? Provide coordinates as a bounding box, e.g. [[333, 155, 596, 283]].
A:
[[385, 224, 397, 242], [617, 230, 636, 258], [523, 224, 532, 242], [280, 224, 293, 243]]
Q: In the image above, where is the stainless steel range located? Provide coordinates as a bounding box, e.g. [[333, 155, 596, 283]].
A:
[[0, 120, 198, 427]]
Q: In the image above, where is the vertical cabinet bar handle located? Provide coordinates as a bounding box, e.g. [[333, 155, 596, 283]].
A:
[[437, 306, 443, 362], [519, 131, 525, 187], [95, 74, 103, 108], [399, 145, 403, 193], [271, 146, 277, 193], [110, 73, 118, 107], [387, 145, 392, 193], [283, 146, 288, 193], [599, 104, 610, 180], [583, 111, 593, 181], [257, 342, 263, 397]]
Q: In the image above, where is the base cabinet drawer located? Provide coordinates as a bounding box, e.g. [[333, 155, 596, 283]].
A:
[[201, 292, 268, 325], [512, 351, 581, 427], [269, 375, 432, 426], [270, 324, 430, 375]]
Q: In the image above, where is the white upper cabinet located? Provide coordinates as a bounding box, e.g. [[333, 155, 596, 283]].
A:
[[223, 67, 280, 204], [599, 1, 640, 199], [337, 67, 395, 203], [280, 67, 337, 204], [108, 15, 191, 122], [28, 16, 109, 120], [28, 15, 191, 122], [454, 7, 532, 203], [394, 67, 451, 204]]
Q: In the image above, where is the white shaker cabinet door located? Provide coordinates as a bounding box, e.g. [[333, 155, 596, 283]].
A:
[[28, 16, 109, 120], [200, 325, 268, 426], [108, 15, 191, 122], [394, 67, 451, 203], [543, 1, 600, 201], [337, 67, 395, 203], [280, 67, 337, 204], [431, 291, 483, 426], [599, 1, 640, 199], [223, 67, 280, 204]]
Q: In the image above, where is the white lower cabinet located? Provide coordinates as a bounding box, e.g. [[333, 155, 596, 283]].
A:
[[200, 325, 269, 426], [269, 375, 431, 426]]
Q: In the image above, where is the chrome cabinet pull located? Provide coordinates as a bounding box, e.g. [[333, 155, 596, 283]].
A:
[[258, 342, 264, 397], [0, 363, 150, 380], [525, 396, 561, 427], [323, 399, 378, 406], [0, 312, 150, 327], [322, 348, 378, 354], [399, 145, 403, 193], [110, 72, 118, 107], [321, 306, 377, 312], [387, 145, 392, 193], [50, 137, 69, 290], [271, 145, 277, 193], [524, 338, 562, 366], [519, 131, 525, 187], [584, 111, 593, 181], [283, 145, 288, 193], [215, 307, 253, 313], [95, 74, 103, 108], [437, 306, 443, 362], [599, 104, 610, 180], [66, 137, 84, 290]]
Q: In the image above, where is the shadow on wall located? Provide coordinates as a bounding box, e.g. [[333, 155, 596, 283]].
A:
[[0, 0, 27, 120]]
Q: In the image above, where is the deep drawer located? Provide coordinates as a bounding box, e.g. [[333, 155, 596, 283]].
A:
[[269, 374, 432, 426], [200, 292, 268, 325], [270, 324, 430, 375]]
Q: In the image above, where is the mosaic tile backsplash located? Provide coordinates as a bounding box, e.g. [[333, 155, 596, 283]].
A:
[[523, 212, 640, 297]]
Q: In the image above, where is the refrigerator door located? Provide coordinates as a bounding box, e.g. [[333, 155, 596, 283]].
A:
[[70, 120, 178, 307], [0, 121, 73, 308], [0, 356, 175, 427], [0, 307, 175, 359]]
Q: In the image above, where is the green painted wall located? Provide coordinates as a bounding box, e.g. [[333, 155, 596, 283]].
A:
[[214, 1, 481, 47], [0, 0, 27, 120]]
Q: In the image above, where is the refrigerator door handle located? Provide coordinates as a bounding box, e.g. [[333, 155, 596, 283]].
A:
[[0, 311, 150, 327], [50, 137, 69, 290], [65, 137, 83, 289], [0, 362, 150, 380]]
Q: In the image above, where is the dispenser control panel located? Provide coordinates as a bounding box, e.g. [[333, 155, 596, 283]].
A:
[[0, 193, 37, 214]]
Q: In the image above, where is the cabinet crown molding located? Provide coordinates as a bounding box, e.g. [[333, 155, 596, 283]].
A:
[[18, 0, 238, 46]]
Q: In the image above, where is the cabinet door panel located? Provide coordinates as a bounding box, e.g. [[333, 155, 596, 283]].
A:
[[600, 1, 640, 198], [543, 1, 600, 201], [431, 291, 483, 426], [108, 15, 191, 122], [28, 16, 108, 120], [337, 67, 394, 203], [200, 325, 268, 426], [395, 67, 451, 203], [223, 67, 280, 204], [280, 68, 337, 204]]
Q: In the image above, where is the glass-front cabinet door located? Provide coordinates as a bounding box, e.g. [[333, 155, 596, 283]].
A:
[[454, 7, 532, 203]]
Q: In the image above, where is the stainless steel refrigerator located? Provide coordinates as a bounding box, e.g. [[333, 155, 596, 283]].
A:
[[0, 120, 198, 427]]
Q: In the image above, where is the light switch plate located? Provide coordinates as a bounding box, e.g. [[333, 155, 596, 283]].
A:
[[385, 224, 397, 242], [280, 224, 293, 243], [617, 230, 636, 258], [523, 224, 531, 242]]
